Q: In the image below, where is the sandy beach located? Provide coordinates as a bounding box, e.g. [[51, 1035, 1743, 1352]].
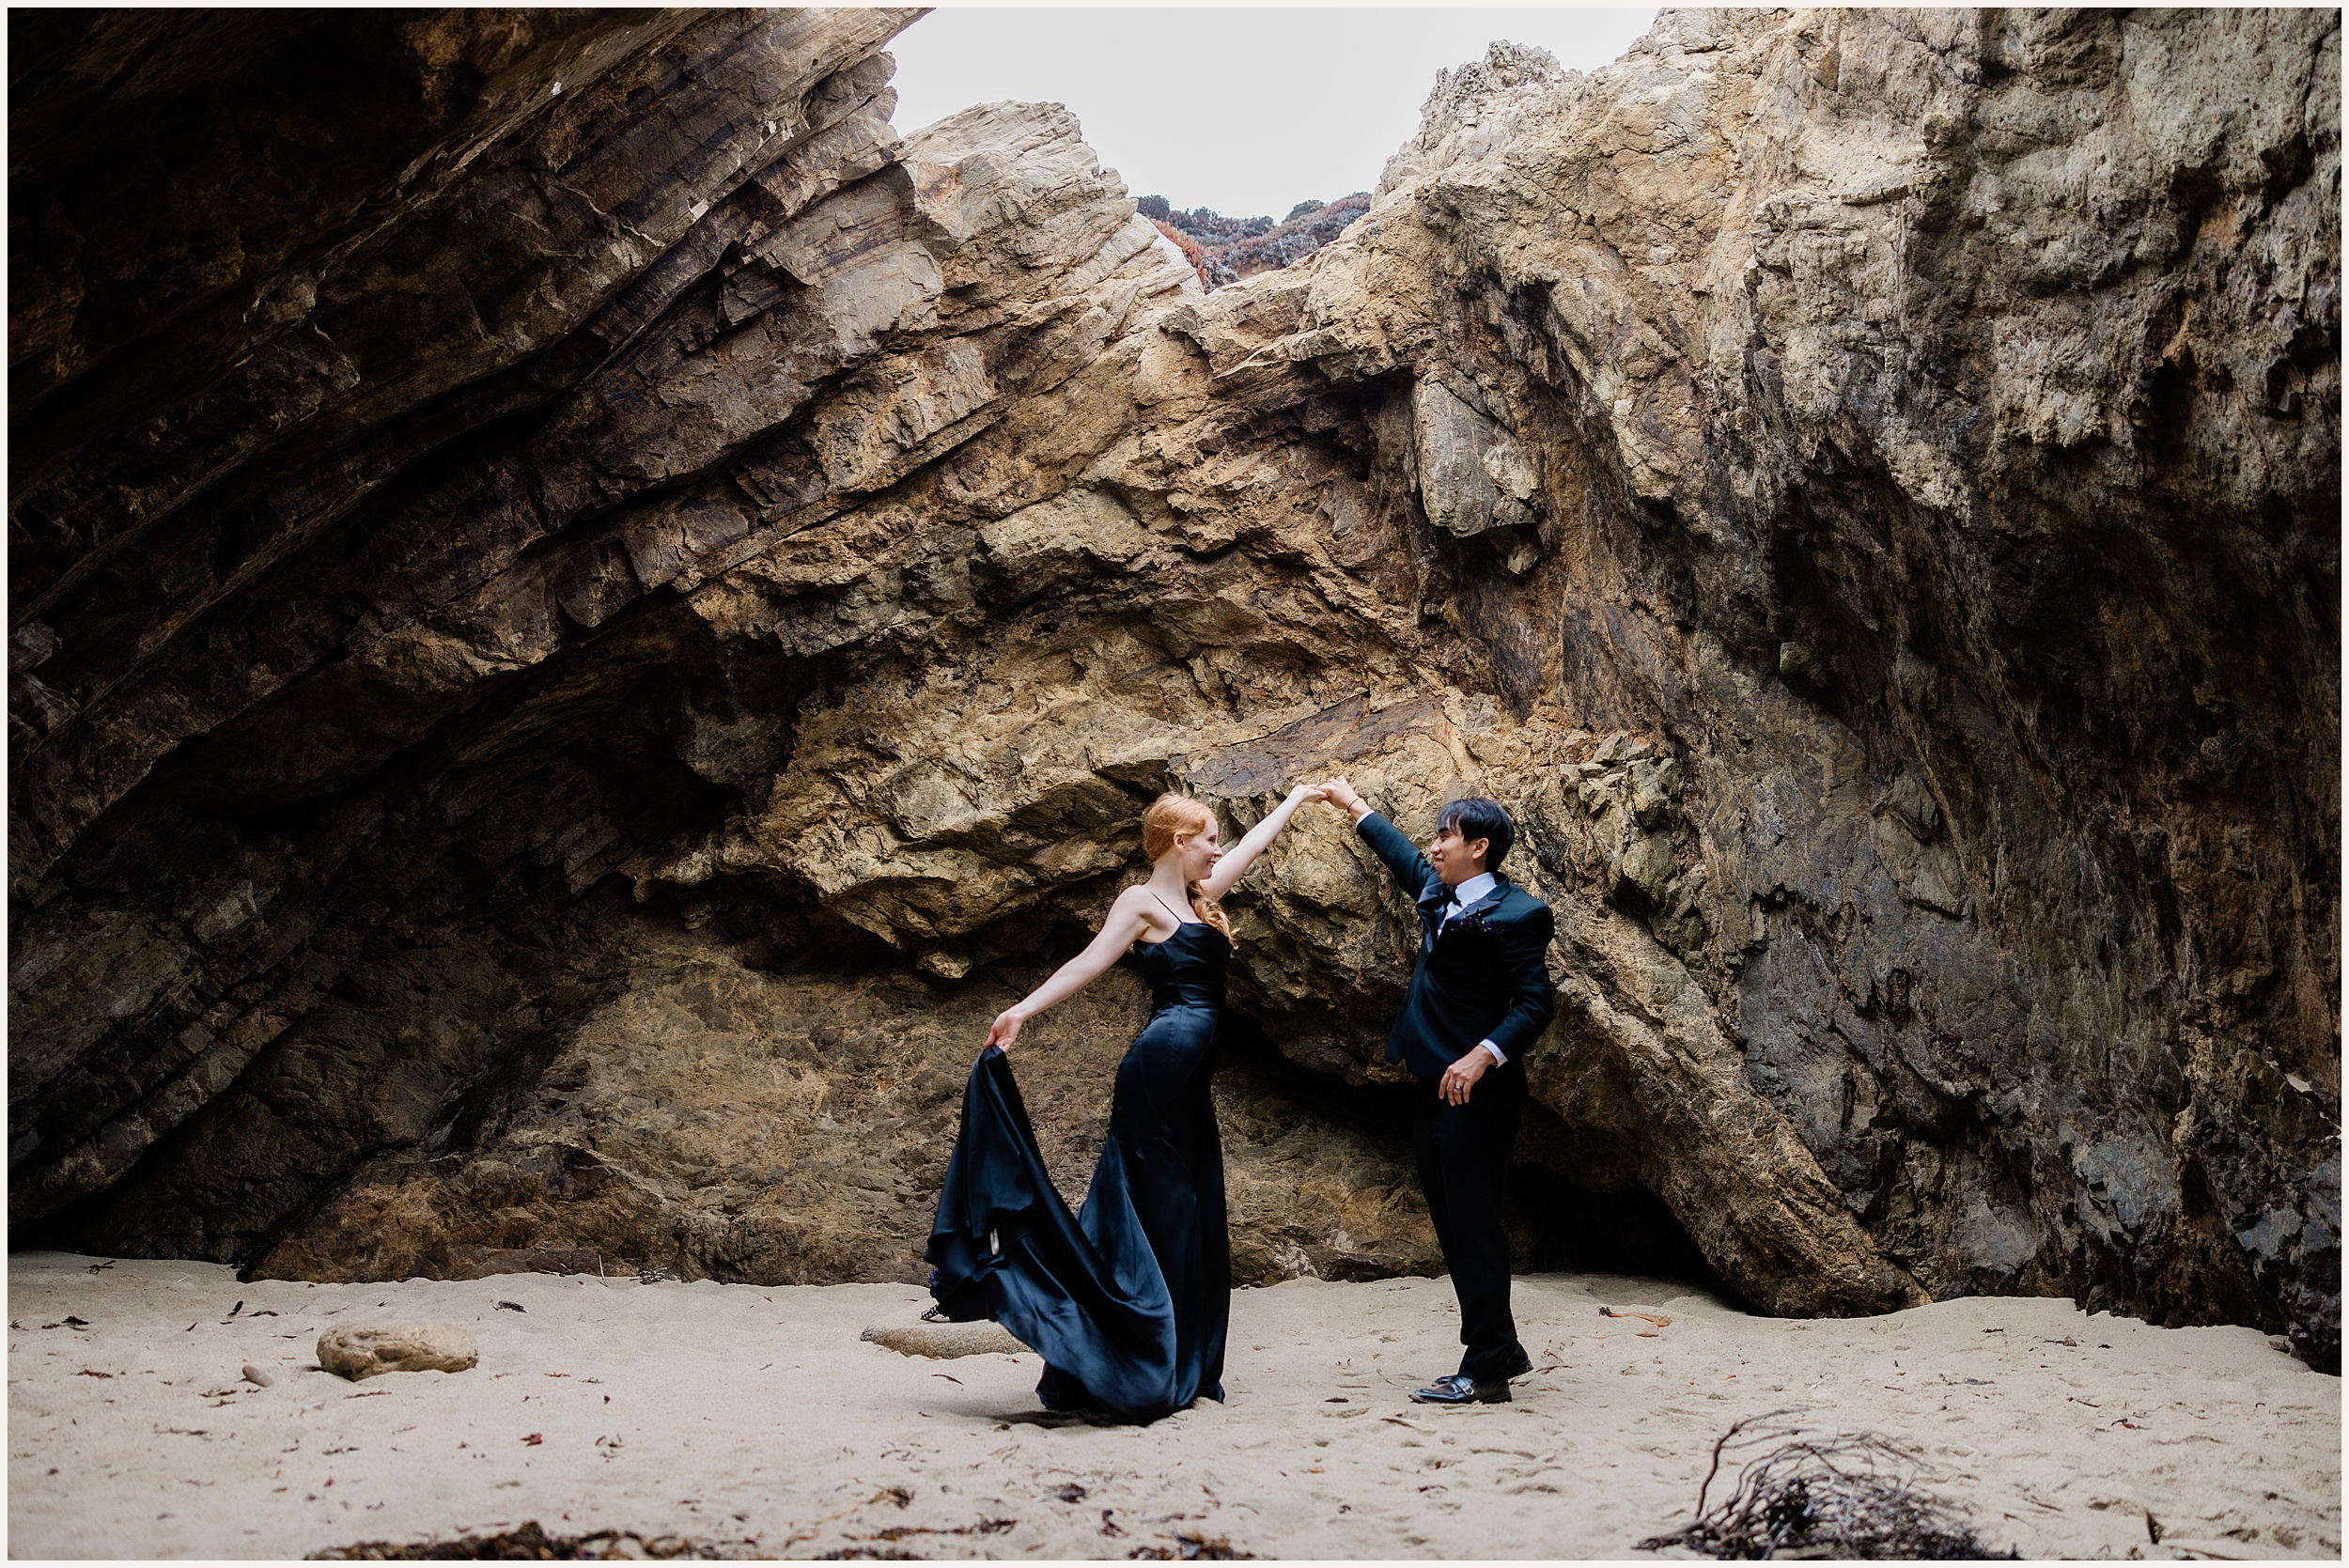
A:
[[6, 1250, 2336, 1560]]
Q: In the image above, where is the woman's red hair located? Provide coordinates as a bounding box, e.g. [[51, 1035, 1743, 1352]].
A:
[[1141, 794, 1232, 939]]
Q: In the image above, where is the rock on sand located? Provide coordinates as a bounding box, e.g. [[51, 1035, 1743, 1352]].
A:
[[318, 1324, 479, 1380], [860, 1320, 1028, 1358]]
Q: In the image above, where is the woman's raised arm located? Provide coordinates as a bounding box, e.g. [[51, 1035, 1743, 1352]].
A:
[[983, 889, 1156, 1051], [1197, 783, 1325, 902]]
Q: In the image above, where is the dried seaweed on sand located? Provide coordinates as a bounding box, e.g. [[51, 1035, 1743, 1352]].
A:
[[1125, 1530, 1255, 1560], [312, 1520, 754, 1560], [1640, 1408, 2016, 1560]]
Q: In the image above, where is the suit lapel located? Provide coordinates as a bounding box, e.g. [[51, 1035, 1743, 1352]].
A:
[[1454, 882, 1509, 924], [1416, 882, 1450, 955], [1433, 881, 1509, 950]]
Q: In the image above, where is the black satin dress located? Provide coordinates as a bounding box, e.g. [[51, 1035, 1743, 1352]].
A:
[[926, 923, 1232, 1423]]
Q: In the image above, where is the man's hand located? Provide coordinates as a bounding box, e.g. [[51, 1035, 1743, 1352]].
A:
[[1319, 775, 1370, 821], [1439, 1046, 1491, 1105]]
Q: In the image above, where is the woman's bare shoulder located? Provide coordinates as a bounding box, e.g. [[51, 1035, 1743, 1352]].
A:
[[1104, 884, 1160, 926], [1110, 883, 1178, 937]]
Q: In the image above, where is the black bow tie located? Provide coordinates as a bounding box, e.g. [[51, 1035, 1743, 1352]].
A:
[[1442, 887, 1464, 907]]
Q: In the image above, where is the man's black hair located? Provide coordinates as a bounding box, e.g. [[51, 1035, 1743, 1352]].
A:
[[1438, 797, 1516, 872]]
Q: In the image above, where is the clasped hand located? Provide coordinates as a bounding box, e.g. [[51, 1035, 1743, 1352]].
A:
[[1316, 774, 1366, 815]]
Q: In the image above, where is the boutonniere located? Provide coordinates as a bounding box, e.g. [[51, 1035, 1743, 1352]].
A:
[[1455, 909, 1498, 938]]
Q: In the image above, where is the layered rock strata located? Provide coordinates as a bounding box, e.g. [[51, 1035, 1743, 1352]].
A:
[[10, 10, 2339, 1366]]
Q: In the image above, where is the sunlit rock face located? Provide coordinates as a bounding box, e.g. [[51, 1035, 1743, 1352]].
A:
[[10, 9, 2339, 1366]]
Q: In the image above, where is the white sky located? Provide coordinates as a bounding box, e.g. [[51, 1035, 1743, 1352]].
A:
[[885, 7, 1659, 221]]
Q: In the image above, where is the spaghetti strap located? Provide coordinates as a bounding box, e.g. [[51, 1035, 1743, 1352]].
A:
[[1147, 889, 1193, 930]]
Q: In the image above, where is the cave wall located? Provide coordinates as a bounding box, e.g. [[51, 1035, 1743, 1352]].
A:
[[9, 9, 2339, 1366]]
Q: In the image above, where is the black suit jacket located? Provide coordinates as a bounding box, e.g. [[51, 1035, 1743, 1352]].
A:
[[1355, 811, 1557, 1082]]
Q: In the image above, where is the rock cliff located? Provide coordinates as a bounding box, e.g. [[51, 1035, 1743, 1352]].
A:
[[10, 10, 2339, 1367]]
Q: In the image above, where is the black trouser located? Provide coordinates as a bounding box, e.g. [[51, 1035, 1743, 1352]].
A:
[[1411, 1067, 1527, 1380]]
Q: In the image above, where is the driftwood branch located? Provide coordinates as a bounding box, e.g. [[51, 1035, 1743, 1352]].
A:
[[1643, 1412, 2015, 1560]]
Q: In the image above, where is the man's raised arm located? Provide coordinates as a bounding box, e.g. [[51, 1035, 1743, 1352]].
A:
[[1319, 776, 1437, 896]]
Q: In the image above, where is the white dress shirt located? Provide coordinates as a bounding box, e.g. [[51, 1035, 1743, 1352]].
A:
[[1439, 872, 1498, 925], [1438, 872, 1509, 1067]]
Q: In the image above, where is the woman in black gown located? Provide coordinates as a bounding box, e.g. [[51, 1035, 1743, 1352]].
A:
[[926, 784, 1324, 1422]]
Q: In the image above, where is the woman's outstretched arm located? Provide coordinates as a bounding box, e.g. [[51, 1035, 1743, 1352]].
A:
[[1197, 783, 1326, 902], [983, 889, 1156, 1051]]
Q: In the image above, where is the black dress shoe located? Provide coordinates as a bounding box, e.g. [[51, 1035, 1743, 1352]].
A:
[[1409, 1373, 1511, 1405]]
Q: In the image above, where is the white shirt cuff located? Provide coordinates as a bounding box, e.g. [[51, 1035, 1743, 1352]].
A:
[[1479, 1040, 1506, 1066]]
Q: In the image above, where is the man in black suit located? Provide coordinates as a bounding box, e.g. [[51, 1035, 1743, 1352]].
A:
[[1318, 778, 1555, 1405]]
